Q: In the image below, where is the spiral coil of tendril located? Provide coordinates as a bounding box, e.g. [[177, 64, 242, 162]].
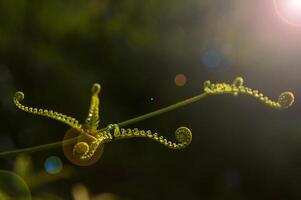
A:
[[13, 92, 84, 132], [72, 130, 113, 161], [203, 77, 295, 109], [108, 124, 192, 150]]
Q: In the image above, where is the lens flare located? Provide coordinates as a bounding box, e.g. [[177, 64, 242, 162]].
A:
[[0, 170, 31, 200], [292, 0, 301, 8], [44, 156, 63, 174], [62, 128, 104, 166], [174, 74, 187, 86], [274, 0, 301, 26]]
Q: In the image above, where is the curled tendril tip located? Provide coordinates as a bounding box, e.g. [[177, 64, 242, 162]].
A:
[[203, 77, 294, 109]]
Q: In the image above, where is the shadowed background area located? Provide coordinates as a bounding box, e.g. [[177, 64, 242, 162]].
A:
[[0, 0, 301, 199]]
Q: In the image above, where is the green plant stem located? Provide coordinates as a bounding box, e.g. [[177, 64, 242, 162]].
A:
[[117, 93, 207, 127], [0, 93, 208, 158]]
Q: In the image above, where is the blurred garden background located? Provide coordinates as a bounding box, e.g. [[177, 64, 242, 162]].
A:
[[0, 0, 301, 199]]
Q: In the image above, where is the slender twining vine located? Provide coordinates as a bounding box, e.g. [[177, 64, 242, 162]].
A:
[[0, 77, 295, 166]]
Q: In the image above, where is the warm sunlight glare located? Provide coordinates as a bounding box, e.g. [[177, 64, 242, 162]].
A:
[[274, 0, 301, 26]]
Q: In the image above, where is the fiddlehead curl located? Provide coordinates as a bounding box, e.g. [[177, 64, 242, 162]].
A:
[[62, 128, 106, 166], [13, 91, 84, 133], [107, 124, 192, 150], [72, 130, 113, 161], [203, 77, 295, 109], [73, 140, 101, 161]]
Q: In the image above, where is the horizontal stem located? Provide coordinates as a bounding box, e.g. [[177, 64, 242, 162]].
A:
[[0, 140, 65, 158], [117, 93, 207, 127]]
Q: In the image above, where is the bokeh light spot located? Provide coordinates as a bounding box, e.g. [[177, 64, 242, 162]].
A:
[[72, 184, 89, 200], [0, 170, 31, 200], [63, 128, 104, 166], [202, 49, 221, 68], [174, 74, 187, 86], [44, 156, 63, 174]]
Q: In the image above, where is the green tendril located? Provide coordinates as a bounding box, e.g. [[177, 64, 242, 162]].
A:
[[106, 124, 192, 150], [85, 83, 101, 131], [203, 77, 295, 109], [0, 76, 294, 164], [13, 91, 84, 133]]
